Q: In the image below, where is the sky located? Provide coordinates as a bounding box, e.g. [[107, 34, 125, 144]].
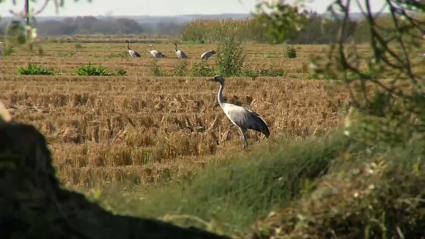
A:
[[0, 0, 387, 17]]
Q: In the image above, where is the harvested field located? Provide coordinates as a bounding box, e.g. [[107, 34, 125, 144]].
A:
[[0, 41, 350, 186]]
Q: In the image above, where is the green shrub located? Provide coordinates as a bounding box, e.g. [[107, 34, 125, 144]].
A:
[[77, 64, 112, 76], [150, 60, 165, 76], [285, 46, 297, 59], [174, 61, 189, 76], [17, 64, 55, 75], [191, 61, 215, 77], [216, 34, 245, 76]]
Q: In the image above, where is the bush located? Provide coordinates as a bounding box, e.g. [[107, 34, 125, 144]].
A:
[[216, 34, 245, 77], [151, 60, 165, 76], [174, 61, 189, 76], [285, 46, 297, 59], [17, 64, 55, 75], [77, 64, 112, 76], [191, 61, 215, 77]]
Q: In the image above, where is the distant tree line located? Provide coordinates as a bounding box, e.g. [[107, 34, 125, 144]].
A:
[[182, 12, 390, 44], [0, 13, 391, 43], [36, 16, 143, 35]]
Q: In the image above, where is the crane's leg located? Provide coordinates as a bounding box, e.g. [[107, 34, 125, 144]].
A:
[[239, 127, 248, 149]]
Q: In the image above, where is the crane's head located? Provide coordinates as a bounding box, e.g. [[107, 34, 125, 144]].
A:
[[210, 50, 216, 54], [208, 75, 225, 85]]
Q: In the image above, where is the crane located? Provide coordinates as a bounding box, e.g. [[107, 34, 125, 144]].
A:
[[174, 43, 188, 59], [149, 45, 166, 59], [126, 40, 141, 58], [201, 50, 216, 60], [208, 76, 270, 149]]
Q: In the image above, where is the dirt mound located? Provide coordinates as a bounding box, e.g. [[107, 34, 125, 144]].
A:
[[0, 123, 227, 239]]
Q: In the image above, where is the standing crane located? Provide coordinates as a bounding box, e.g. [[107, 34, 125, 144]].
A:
[[201, 50, 216, 60], [149, 44, 166, 59], [174, 43, 188, 59], [126, 40, 141, 58], [208, 76, 270, 149]]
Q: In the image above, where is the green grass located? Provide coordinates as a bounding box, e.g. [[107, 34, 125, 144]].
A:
[[150, 60, 165, 76], [76, 64, 127, 76], [191, 61, 216, 77], [92, 132, 349, 235], [17, 64, 55, 75], [77, 64, 112, 76]]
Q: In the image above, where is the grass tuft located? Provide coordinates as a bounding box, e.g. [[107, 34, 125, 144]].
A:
[[17, 64, 55, 75], [77, 64, 112, 76]]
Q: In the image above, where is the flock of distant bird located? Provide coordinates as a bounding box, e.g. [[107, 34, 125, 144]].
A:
[[126, 40, 216, 60]]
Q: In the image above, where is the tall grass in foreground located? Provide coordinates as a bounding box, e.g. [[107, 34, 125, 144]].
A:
[[94, 133, 349, 234]]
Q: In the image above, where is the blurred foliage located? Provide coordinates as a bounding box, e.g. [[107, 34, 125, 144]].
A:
[[253, 139, 425, 239], [0, 0, 91, 53], [311, 0, 425, 146], [284, 45, 297, 58], [255, 1, 307, 44], [0, 123, 225, 239]]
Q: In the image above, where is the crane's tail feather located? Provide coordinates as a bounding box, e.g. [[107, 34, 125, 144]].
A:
[[249, 112, 270, 138]]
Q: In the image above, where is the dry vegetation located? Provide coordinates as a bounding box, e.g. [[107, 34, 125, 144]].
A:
[[0, 38, 350, 187]]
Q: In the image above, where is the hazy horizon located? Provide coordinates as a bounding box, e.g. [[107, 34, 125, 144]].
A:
[[0, 0, 387, 17]]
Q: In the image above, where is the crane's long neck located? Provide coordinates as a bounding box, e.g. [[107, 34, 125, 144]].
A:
[[127, 42, 130, 50], [217, 82, 225, 107]]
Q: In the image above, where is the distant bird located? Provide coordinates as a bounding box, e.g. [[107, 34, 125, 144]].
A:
[[126, 40, 141, 58], [201, 50, 216, 60], [149, 45, 166, 59], [174, 43, 188, 59], [208, 75, 270, 149]]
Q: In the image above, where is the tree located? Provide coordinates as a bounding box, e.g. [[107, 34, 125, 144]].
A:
[[313, 0, 425, 145], [255, 1, 307, 44], [1, 0, 89, 52]]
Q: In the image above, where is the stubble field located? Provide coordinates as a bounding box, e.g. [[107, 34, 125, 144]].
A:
[[0, 38, 350, 187]]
